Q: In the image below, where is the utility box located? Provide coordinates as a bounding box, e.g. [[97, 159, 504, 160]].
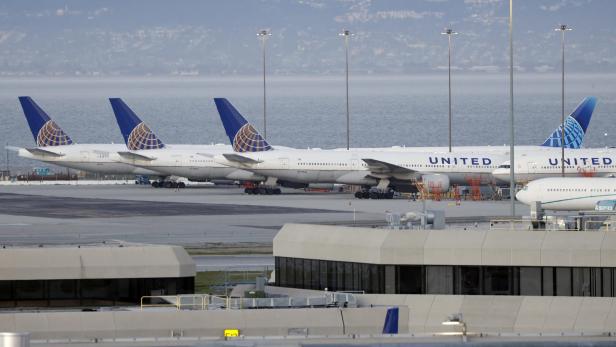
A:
[[530, 201, 544, 220], [428, 210, 445, 230], [255, 276, 267, 291]]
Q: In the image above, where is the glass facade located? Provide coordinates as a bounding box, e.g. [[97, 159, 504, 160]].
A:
[[275, 256, 616, 297], [0, 277, 194, 307]]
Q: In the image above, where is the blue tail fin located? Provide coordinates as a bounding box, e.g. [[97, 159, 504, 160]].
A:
[[109, 98, 165, 150], [18, 96, 74, 147], [214, 98, 272, 152], [382, 307, 399, 334], [541, 96, 597, 149]]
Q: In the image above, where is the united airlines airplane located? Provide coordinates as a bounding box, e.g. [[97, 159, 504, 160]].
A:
[[10, 97, 161, 176], [109, 98, 268, 186], [212, 97, 596, 197], [517, 177, 616, 210], [492, 149, 616, 183]]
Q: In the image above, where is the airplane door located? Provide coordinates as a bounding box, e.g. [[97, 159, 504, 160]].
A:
[[351, 159, 358, 168], [280, 158, 289, 169], [171, 154, 181, 165], [526, 161, 537, 180]]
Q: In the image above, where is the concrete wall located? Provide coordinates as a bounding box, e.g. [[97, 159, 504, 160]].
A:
[[274, 223, 616, 267], [357, 294, 616, 335], [265, 286, 616, 335], [0, 307, 407, 340]]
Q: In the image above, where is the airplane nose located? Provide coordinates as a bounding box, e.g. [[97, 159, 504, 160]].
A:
[[515, 188, 528, 203]]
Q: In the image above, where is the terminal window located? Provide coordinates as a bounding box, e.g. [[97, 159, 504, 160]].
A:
[[275, 256, 616, 297]]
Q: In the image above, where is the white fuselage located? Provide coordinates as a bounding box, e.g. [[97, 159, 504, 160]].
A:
[[216, 146, 564, 187], [516, 177, 616, 210], [17, 144, 162, 175], [116, 144, 266, 181], [492, 148, 616, 183]]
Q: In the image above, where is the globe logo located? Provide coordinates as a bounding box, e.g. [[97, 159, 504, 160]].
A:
[[127, 122, 164, 150], [36, 120, 73, 147], [543, 117, 584, 149], [233, 124, 272, 152]]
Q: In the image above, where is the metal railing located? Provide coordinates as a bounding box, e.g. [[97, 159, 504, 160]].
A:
[[489, 219, 532, 230], [584, 219, 616, 231], [490, 217, 616, 232], [140, 292, 357, 311]]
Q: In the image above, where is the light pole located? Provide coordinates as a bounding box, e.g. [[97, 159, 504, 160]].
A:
[[339, 29, 352, 150], [555, 24, 572, 178], [509, 0, 515, 217], [441, 28, 457, 153], [257, 29, 272, 139]]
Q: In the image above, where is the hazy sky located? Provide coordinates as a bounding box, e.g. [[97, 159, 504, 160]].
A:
[[0, 0, 613, 76]]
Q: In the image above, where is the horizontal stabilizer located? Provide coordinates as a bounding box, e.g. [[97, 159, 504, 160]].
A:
[[223, 153, 262, 164], [117, 151, 156, 161], [362, 158, 415, 175], [25, 147, 65, 157], [5, 146, 21, 152]]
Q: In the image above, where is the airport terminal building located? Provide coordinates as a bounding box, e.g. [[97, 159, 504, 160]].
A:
[[274, 224, 616, 297], [0, 245, 195, 307]]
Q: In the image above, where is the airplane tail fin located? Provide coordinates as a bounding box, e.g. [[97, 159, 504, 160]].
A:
[[541, 96, 597, 149], [18, 96, 74, 147], [382, 307, 399, 334], [109, 98, 165, 150], [214, 98, 272, 152]]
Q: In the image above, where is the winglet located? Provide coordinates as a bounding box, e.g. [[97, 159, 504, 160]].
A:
[[18, 96, 73, 147], [214, 98, 272, 152], [541, 96, 597, 149], [109, 98, 165, 150]]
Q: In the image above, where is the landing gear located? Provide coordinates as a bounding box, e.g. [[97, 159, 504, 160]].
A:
[[355, 187, 395, 199], [151, 180, 186, 189], [244, 187, 281, 195]]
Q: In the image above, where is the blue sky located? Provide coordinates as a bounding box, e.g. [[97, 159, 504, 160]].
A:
[[0, 0, 613, 76]]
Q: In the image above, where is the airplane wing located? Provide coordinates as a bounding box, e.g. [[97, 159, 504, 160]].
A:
[[362, 158, 417, 175], [196, 152, 214, 158], [117, 151, 156, 161], [223, 153, 262, 164], [25, 147, 65, 157]]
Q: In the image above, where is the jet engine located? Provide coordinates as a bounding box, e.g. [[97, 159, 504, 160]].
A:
[[420, 174, 450, 193]]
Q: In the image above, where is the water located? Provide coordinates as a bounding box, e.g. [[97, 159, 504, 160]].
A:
[[1, 74, 615, 171]]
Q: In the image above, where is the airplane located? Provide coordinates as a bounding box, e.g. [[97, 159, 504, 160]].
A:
[[516, 177, 616, 211], [10, 96, 162, 176], [212, 97, 596, 198], [492, 148, 616, 184], [109, 98, 269, 188]]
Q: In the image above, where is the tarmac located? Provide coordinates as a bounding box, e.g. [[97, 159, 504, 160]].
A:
[[0, 184, 530, 247], [193, 255, 274, 271]]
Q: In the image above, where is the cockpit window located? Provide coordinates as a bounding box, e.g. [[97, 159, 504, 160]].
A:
[[523, 185, 529, 191], [498, 164, 510, 169]]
